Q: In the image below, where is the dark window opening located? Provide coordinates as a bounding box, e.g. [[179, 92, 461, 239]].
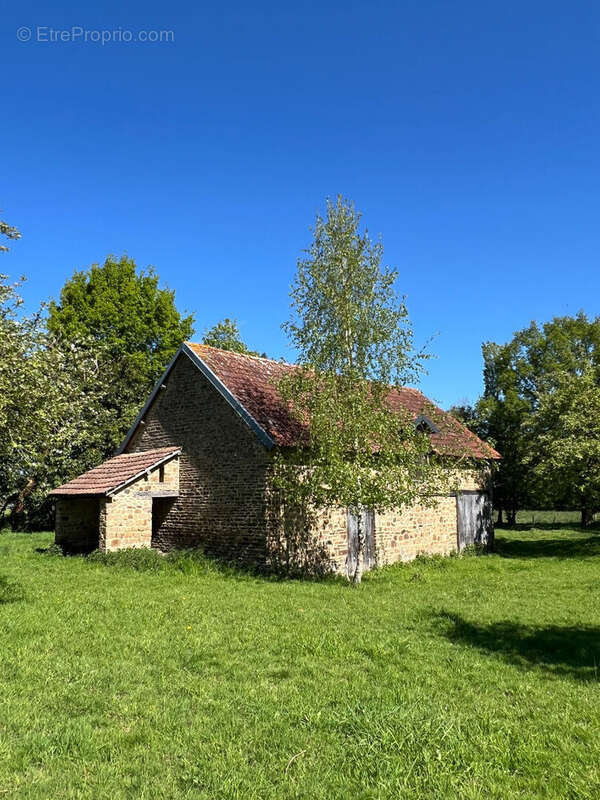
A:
[[414, 414, 439, 435]]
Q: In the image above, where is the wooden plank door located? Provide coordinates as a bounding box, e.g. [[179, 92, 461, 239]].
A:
[[346, 508, 375, 578], [457, 491, 493, 550]]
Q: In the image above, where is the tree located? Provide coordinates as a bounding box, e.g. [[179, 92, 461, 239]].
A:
[[274, 196, 453, 582], [475, 342, 532, 524], [47, 255, 194, 456], [531, 370, 600, 527], [0, 216, 21, 252], [447, 401, 477, 427], [202, 318, 258, 355], [0, 275, 110, 528], [476, 313, 600, 523]]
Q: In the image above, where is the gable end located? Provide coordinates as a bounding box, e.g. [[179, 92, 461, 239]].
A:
[[118, 344, 275, 454]]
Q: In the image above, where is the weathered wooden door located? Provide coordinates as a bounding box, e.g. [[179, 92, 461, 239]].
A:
[[346, 508, 376, 578], [457, 491, 493, 550]]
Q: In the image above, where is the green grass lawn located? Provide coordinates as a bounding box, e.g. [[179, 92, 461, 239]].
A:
[[1, 527, 599, 799]]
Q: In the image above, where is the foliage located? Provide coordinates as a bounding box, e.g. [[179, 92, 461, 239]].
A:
[[283, 196, 426, 383], [0, 216, 21, 252], [0, 275, 113, 528], [85, 545, 261, 578], [47, 255, 194, 456], [202, 317, 259, 355], [476, 341, 532, 523], [447, 402, 477, 426], [0, 527, 599, 798], [40, 543, 65, 557], [275, 197, 454, 581], [530, 369, 600, 526], [476, 313, 600, 522]]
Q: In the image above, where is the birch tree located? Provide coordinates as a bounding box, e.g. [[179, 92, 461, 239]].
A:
[[275, 196, 453, 582]]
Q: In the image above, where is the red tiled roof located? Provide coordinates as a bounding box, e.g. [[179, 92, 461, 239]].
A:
[[50, 447, 180, 496], [186, 343, 500, 460]]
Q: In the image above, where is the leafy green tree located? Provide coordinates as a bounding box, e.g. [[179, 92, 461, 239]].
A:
[[475, 342, 532, 524], [0, 275, 110, 528], [506, 313, 600, 401], [0, 216, 21, 252], [476, 313, 600, 523], [202, 318, 258, 355], [48, 255, 194, 455], [531, 370, 600, 527], [274, 196, 453, 582], [448, 401, 477, 427]]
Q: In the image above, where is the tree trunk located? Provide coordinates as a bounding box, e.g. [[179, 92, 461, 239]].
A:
[[581, 508, 594, 528], [497, 508, 504, 525], [507, 509, 517, 526], [352, 512, 363, 584]]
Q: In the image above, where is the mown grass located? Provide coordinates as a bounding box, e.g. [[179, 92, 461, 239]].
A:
[[0, 526, 599, 799]]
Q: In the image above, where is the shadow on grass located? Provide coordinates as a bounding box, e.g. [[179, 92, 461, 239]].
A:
[[436, 612, 600, 682], [0, 574, 25, 604], [495, 534, 600, 560]]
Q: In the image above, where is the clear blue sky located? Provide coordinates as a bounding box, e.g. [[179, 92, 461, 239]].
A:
[[3, 1, 599, 408]]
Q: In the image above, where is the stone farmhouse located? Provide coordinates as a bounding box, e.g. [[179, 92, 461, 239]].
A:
[[51, 343, 500, 576]]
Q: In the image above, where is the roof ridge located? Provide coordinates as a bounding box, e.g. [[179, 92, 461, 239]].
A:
[[186, 342, 288, 367], [186, 343, 425, 392]]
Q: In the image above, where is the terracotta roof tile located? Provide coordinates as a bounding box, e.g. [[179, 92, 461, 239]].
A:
[[50, 447, 180, 496], [186, 343, 500, 460]]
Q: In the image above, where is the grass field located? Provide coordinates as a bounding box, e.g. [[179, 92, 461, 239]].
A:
[[1, 527, 599, 799]]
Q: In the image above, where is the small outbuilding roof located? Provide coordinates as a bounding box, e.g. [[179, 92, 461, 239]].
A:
[[50, 447, 180, 497]]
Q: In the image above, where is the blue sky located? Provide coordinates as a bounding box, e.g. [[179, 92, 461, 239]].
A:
[[3, 1, 599, 408]]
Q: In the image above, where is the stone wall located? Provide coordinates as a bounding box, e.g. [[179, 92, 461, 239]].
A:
[[126, 354, 270, 562], [308, 498, 458, 574], [374, 496, 459, 565], [99, 455, 180, 551], [55, 497, 99, 553], [308, 469, 488, 575], [99, 490, 152, 551], [312, 506, 348, 572]]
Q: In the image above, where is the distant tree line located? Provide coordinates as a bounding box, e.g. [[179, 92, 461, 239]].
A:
[[449, 313, 600, 527]]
